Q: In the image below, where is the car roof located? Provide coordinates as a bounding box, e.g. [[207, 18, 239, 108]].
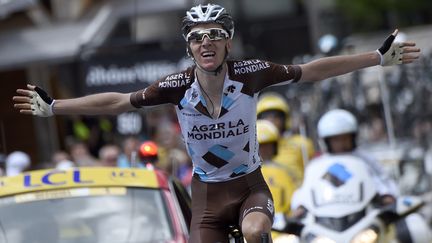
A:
[[0, 167, 170, 198]]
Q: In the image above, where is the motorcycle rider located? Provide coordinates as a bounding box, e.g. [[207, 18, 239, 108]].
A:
[[317, 109, 399, 203], [257, 92, 315, 186], [257, 119, 300, 240], [256, 120, 296, 218], [291, 108, 432, 242]]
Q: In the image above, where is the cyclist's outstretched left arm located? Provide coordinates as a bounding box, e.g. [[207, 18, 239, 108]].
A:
[[299, 29, 420, 82]]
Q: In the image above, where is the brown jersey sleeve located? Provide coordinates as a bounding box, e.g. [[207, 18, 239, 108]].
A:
[[227, 60, 302, 95], [130, 67, 194, 108]]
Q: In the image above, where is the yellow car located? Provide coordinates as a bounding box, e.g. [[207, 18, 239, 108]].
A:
[[0, 167, 191, 243]]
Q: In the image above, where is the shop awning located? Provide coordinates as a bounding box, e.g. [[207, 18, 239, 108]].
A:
[[0, 0, 189, 71], [0, 22, 88, 70], [0, 0, 37, 19]]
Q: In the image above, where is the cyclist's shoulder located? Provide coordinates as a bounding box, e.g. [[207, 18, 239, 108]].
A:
[[156, 66, 195, 90], [226, 59, 274, 77]]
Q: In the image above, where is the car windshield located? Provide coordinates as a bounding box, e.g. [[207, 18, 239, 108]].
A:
[[0, 187, 174, 243]]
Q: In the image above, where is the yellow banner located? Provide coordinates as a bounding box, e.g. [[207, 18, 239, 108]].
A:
[[0, 167, 159, 198]]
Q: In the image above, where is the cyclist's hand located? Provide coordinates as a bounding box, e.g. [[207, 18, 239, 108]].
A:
[[376, 29, 420, 66], [13, 84, 55, 117]]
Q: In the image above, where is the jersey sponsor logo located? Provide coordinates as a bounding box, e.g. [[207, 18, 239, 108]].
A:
[[233, 60, 271, 75], [224, 84, 236, 95], [243, 206, 264, 218], [191, 89, 199, 100], [323, 163, 352, 187], [267, 198, 274, 214], [158, 73, 191, 88], [181, 112, 202, 117], [24, 170, 94, 188], [187, 118, 249, 140]]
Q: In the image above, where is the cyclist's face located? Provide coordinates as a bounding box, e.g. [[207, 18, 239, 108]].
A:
[[188, 23, 231, 71]]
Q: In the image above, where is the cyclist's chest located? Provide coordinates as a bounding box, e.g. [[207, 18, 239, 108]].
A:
[[176, 83, 257, 143], [176, 97, 255, 133], [177, 79, 255, 120]]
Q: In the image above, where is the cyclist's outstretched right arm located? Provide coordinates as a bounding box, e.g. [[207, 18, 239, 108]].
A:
[[13, 84, 136, 117]]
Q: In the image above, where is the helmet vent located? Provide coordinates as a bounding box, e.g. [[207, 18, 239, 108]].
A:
[[182, 4, 235, 40]]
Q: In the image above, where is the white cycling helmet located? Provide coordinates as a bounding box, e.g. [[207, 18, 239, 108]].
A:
[[317, 109, 358, 138], [181, 4, 234, 40]]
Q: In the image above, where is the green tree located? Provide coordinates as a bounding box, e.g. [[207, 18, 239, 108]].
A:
[[335, 0, 432, 31]]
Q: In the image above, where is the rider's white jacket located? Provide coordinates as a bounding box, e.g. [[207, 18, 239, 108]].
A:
[[291, 150, 399, 210]]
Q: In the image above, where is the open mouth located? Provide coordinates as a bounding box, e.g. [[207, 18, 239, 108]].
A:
[[201, 51, 216, 58]]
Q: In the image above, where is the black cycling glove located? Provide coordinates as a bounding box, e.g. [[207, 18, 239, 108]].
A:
[[30, 86, 55, 117], [376, 32, 403, 66]]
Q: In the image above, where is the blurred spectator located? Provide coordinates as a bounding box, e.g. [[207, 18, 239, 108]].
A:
[[145, 105, 178, 134], [398, 145, 430, 195], [0, 153, 6, 176], [412, 115, 432, 147], [98, 144, 121, 167], [257, 92, 315, 186], [368, 116, 388, 143], [118, 136, 141, 168], [171, 149, 193, 188], [68, 141, 97, 167], [256, 119, 296, 222], [69, 116, 115, 157], [153, 120, 192, 186], [152, 119, 191, 184], [51, 150, 76, 170], [5, 151, 31, 176], [426, 146, 432, 177]]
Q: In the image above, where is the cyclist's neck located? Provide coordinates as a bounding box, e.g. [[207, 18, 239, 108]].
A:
[[195, 64, 227, 93]]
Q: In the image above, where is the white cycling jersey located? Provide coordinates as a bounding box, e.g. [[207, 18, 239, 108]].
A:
[[131, 59, 302, 182]]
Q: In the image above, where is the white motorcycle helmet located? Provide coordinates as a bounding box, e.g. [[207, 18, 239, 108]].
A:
[[317, 109, 358, 152]]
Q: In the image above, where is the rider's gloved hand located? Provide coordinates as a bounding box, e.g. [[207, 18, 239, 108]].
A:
[[376, 29, 403, 66], [30, 86, 55, 117]]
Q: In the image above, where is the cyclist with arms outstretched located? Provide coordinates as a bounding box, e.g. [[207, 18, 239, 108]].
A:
[[13, 3, 420, 243]]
